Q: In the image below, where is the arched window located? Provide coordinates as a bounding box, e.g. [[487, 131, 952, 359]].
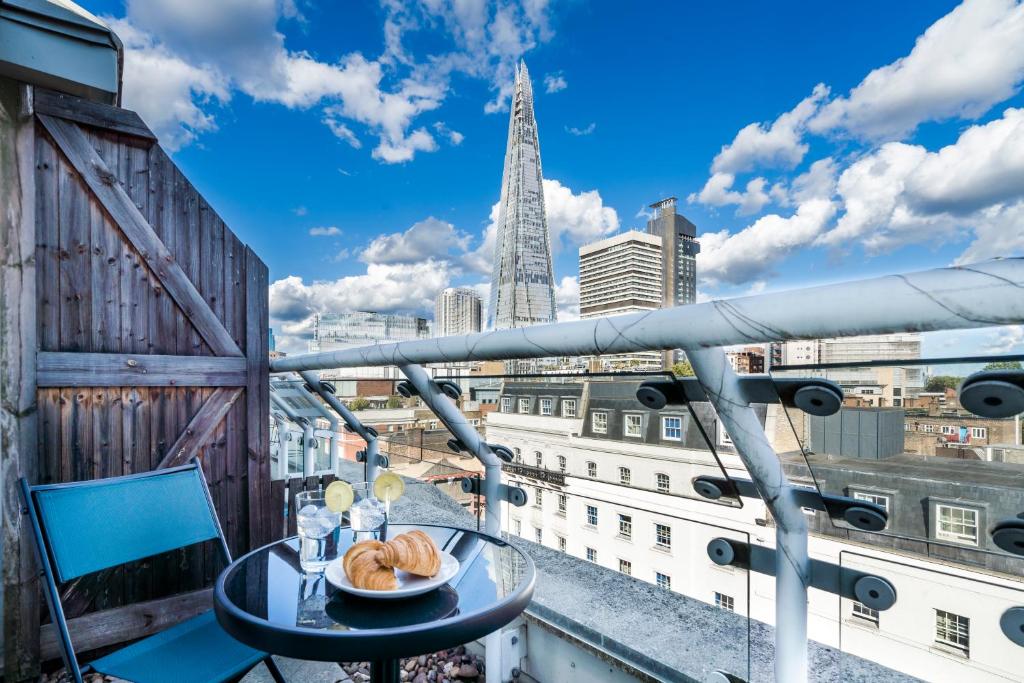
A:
[[534, 451, 543, 468], [656, 472, 670, 493], [557, 455, 566, 473]]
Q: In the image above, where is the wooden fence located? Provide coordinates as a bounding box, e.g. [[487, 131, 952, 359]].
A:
[[0, 81, 270, 680]]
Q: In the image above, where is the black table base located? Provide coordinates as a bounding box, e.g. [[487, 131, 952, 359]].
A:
[[369, 658, 400, 683]]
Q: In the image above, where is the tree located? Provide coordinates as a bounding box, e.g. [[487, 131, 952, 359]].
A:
[[385, 395, 403, 409], [671, 360, 694, 377], [347, 396, 371, 411], [925, 375, 961, 393], [983, 360, 1023, 371]]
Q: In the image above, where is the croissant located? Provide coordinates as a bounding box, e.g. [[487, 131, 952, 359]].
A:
[[342, 540, 397, 590], [379, 530, 441, 578]]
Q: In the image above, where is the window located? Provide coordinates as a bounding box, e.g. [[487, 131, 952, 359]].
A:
[[852, 601, 879, 626], [534, 451, 543, 467], [852, 491, 890, 513], [922, 424, 934, 433], [562, 399, 577, 418], [718, 421, 733, 446], [655, 572, 671, 590], [656, 473, 670, 493], [518, 398, 530, 414], [624, 414, 643, 438], [935, 610, 969, 654], [557, 493, 567, 514], [592, 412, 608, 433], [619, 559, 632, 576], [586, 505, 598, 526], [618, 514, 632, 539], [715, 592, 735, 612], [586, 461, 597, 478], [501, 397, 512, 413], [557, 535, 566, 552], [540, 398, 553, 416], [513, 447, 521, 463], [534, 488, 543, 507], [936, 504, 978, 545], [662, 416, 683, 441], [941, 425, 956, 435], [534, 527, 542, 544], [619, 467, 631, 485], [586, 547, 597, 563], [557, 455, 566, 473], [513, 519, 521, 536], [655, 523, 672, 549], [971, 427, 987, 439]]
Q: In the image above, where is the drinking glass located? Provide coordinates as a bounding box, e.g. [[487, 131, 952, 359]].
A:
[[348, 482, 387, 542], [295, 490, 342, 572]]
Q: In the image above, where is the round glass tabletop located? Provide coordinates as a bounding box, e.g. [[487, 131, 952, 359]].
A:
[[214, 524, 536, 663]]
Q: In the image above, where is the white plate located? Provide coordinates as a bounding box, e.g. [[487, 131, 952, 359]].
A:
[[325, 551, 460, 599]]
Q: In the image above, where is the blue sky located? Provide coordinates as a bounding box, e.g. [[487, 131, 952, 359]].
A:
[[84, 1, 1024, 355]]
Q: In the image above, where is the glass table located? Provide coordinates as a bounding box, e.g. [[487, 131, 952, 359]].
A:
[[214, 524, 536, 683]]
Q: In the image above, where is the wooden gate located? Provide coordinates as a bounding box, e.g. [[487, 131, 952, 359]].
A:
[[1, 84, 270, 679]]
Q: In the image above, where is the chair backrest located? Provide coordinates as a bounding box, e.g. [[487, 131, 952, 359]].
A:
[[30, 463, 223, 582]]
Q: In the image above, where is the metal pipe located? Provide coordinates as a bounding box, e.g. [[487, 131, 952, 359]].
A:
[[271, 259, 1024, 373], [397, 364, 503, 536], [299, 371, 385, 483], [687, 347, 809, 681], [270, 393, 314, 478]]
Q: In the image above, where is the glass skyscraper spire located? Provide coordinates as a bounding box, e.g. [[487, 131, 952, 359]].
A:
[[487, 61, 557, 330]]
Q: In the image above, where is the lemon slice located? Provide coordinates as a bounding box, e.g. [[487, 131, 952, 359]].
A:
[[325, 480, 354, 513], [373, 472, 405, 503]]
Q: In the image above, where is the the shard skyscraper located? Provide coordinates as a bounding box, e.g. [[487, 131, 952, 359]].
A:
[[487, 61, 557, 330]]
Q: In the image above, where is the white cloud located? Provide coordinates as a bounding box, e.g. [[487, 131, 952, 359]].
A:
[[698, 198, 837, 286], [309, 226, 342, 237], [554, 276, 580, 321], [542, 178, 620, 248], [818, 107, 1024, 255], [433, 121, 465, 145], [110, 0, 554, 161], [544, 71, 568, 93], [105, 17, 229, 151], [810, 0, 1024, 140], [360, 217, 470, 264], [982, 325, 1024, 353], [566, 123, 596, 136], [292, 205, 308, 216], [689, 173, 777, 215], [710, 84, 829, 175]]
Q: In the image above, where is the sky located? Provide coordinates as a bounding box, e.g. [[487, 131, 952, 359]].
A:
[[82, 0, 1024, 357]]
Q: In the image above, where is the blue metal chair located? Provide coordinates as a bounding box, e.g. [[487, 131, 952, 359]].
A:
[[21, 461, 286, 683]]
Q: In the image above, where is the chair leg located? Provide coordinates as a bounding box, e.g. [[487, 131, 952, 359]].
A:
[[265, 656, 287, 683]]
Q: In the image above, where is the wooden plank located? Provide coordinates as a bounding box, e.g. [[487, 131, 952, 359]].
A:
[[91, 132, 122, 353], [57, 144, 90, 352], [33, 88, 156, 142], [35, 126, 59, 351], [157, 387, 243, 469], [122, 138, 150, 353], [269, 478, 286, 540], [1, 81, 40, 682], [36, 115, 243, 358], [147, 146, 175, 354], [37, 351, 248, 386], [39, 589, 212, 663], [245, 246, 271, 549]]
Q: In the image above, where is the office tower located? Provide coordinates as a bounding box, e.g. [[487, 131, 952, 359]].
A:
[[645, 197, 700, 307], [435, 287, 483, 337], [579, 231, 663, 318], [488, 61, 557, 330], [578, 230, 664, 368], [310, 312, 430, 352]]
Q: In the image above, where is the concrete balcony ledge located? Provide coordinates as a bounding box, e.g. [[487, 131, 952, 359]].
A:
[[338, 461, 916, 682]]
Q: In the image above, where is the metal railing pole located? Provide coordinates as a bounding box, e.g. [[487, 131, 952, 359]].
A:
[[397, 364, 503, 683], [270, 393, 314, 478], [688, 347, 809, 682], [299, 371, 384, 484]]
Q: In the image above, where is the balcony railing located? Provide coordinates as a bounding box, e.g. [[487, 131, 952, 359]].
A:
[[268, 259, 1024, 683]]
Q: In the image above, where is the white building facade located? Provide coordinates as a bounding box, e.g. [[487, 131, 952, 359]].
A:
[[490, 381, 1024, 683]]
